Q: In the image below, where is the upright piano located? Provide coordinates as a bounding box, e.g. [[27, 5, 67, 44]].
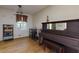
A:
[[40, 19, 79, 53]]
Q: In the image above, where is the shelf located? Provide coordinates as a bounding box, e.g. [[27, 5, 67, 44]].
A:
[[4, 29, 13, 32], [3, 24, 13, 40], [3, 36, 13, 40]]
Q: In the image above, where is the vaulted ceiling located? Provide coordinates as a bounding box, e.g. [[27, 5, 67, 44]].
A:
[[0, 5, 48, 14]]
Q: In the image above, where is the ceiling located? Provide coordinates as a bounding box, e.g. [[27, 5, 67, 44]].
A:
[[0, 5, 48, 15]]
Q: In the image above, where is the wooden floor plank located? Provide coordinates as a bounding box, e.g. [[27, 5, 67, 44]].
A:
[[0, 38, 49, 53]]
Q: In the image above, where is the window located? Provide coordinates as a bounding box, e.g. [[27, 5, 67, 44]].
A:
[[47, 23, 52, 30], [56, 22, 67, 30], [47, 22, 67, 30], [47, 23, 56, 30], [17, 21, 27, 30]]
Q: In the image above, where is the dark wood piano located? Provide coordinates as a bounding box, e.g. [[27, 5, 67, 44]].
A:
[[40, 19, 79, 53]]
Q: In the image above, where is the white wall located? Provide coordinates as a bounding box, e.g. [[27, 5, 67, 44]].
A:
[[33, 5, 79, 29], [0, 8, 33, 41]]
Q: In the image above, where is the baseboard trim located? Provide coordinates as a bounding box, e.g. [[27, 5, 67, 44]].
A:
[[0, 36, 29, 42], [14, 36, 29, 40], [0, 39, 3, 41]]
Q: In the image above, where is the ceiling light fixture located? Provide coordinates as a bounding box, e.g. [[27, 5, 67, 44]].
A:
[[16, 5, 23, 15], [16, 5, 28, 22]]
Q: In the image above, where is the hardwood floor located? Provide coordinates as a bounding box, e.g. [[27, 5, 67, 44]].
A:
[[0, 37, 49, 53]]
